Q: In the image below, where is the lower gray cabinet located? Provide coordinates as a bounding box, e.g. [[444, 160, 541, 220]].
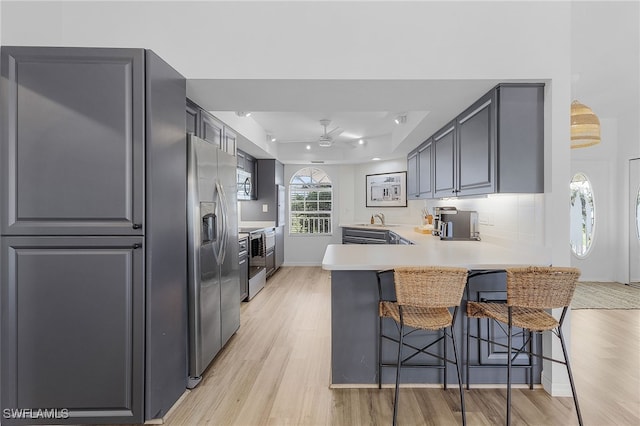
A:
[[342, 227, 389, 244], [465, 272, 540, 384], [1, 236, 144, 424], [275, 226, 284, 270]]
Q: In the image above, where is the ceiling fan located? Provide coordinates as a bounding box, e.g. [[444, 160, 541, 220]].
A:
[[316, 119, 343, 147]]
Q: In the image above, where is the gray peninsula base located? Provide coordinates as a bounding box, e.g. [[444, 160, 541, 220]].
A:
[[330, 270, 542, 387]]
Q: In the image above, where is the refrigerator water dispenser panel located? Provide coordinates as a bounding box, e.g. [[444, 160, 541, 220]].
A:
[[200, 202, 216, 244]]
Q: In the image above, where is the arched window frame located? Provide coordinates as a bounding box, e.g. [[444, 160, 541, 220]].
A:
[[289, 167, 333, 236], [570, 172, 596, 258]]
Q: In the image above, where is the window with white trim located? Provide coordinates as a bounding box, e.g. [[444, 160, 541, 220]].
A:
[[289, 167, 333, 235], [570, 172, 595, 258]]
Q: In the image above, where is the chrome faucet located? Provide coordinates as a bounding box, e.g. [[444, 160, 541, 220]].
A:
[[374, 213, 385, 226]]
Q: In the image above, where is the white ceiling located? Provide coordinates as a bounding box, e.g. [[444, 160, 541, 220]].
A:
[[3, 0, 635, 165], [183, 1, 639, 165], [187, 79, 507, 163]]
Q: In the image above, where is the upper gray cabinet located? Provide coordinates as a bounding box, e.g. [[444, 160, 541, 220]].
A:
[[495, 84, 544, 193], [407, 150, 419, 198], [186, 98, 199, 135], [407, 138, 433, 199], [418, 142, 433, 197], [224, 127, 237, 156], [433, 122, 457, 198], [417, 83, 544, 199], [200, 110, 224, 149], [456, 91, 495, 196], [0, 47, 145, 236]]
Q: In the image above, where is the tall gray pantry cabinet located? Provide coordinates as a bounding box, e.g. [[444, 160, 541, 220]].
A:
[[0, 47, 188, 424]]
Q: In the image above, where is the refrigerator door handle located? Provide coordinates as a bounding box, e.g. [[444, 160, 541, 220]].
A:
[[217, 180, 229, 265]]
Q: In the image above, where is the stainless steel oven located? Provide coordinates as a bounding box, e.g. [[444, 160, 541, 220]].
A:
[[247, 230, 266, 299]]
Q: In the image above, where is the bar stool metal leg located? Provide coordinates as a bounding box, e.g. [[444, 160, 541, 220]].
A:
[[558, 325, 584, 426], [393, 318, 405, 426], [507, 308, 513, 426], [378, 314, 383, 389], [444, 328, 448, 390], [450, 311, 467, 426]]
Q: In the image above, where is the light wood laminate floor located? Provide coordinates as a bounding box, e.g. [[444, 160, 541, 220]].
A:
[[163, 267, 640, 425]]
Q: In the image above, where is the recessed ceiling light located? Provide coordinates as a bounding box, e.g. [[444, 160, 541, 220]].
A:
[[358, 139, 365, 145], [236, 111, 251, 117], [394, 114, 407, 125], [372, 157, 381, 161], [306, 145, 311, 150], [271, 137, 277, 142]]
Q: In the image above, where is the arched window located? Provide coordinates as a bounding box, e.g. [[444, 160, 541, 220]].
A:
[[570, 172, 595, 258], [289, 167, 333, 235]]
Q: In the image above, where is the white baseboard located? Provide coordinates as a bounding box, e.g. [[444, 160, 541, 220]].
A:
[[541, 370, 572, 397]]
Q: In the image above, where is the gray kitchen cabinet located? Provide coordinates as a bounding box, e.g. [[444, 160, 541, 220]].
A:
[[433, 122, 457, 198], [495, 84, 544, 193], [186, 98, 199, 135], [275, 225, 285, 269], [465, 271, 540, 384], [1, 47, 187, 425], [341, 228, 416, 245], [200, 110, 224, 150], [407, 139, 433, 199], [1, 236, 144, 423], [432, 83, 544, 198], [224, 127, 237, 156], [342, 227, 389, 244], [0, 47, 145, 236], [417, 140, 433, 198], [406, 150, 419, 198], [456, 91, 495, 196]]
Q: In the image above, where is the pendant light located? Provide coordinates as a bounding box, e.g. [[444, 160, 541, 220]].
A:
[[571, 100, 601, 148]]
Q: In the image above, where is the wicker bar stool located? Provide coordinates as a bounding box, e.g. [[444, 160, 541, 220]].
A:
[[376, 270, 456, 390], [387, 266, 469, 426], [466, 266, 583, 426]]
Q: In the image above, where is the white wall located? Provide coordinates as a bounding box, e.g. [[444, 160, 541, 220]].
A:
[[569, 1, 640, 283], [570, 119, 619, 281], [349, 158, 424, 226], [617, 110, 640, 283]]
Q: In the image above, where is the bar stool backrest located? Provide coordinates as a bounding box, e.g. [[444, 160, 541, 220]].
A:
[[506, 266, 581, 309], [393, 266, 469, 308]]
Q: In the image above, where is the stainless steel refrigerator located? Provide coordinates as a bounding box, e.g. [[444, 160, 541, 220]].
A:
[[187, 134, 240, 388]]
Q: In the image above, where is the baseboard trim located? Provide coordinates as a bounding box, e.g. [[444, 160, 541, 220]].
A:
[[144, 390, 191, 424]]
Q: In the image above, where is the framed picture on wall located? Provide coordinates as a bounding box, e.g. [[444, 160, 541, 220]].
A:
[[365, 171, 407, 207]]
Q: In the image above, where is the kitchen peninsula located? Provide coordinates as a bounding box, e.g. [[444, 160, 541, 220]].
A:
[[322, 225, 551, 387]]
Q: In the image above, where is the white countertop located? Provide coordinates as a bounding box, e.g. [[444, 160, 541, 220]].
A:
[[322, 224, 550, 270]]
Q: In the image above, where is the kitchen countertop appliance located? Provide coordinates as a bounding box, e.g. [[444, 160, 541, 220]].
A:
[[434, 207, 480, 241], [187, 134, 240, 388]]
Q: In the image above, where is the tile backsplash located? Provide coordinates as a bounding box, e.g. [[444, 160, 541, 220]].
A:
[[424, 193, 545, 246]]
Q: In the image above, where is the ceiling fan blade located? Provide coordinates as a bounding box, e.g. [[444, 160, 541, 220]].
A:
[[326, 127, 343, 138]]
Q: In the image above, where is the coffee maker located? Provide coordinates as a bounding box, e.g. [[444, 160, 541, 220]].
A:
[[432, 206, 457, 237], [432, 207, 480, 240]]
